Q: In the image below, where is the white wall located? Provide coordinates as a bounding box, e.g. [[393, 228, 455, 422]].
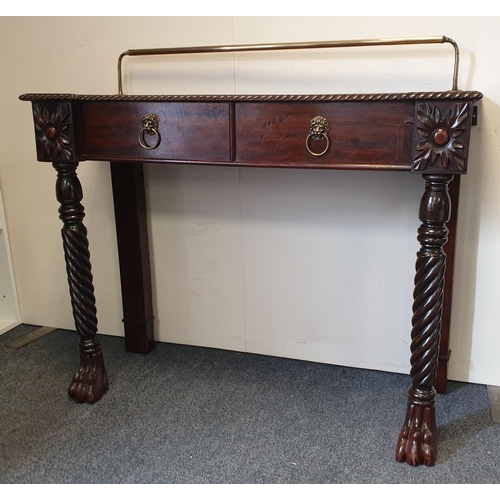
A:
[[1, 16, 499, 385]]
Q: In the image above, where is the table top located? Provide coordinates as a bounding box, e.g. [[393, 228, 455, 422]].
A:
[[20, 89, 483, 175], [19, 90, 483, 102]]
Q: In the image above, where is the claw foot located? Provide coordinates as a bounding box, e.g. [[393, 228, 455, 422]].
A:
[[68, 339, 109, 404], [396, 394, 436, 466]]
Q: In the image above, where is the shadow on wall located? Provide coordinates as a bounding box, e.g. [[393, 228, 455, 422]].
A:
[[448, 95, 500, 382], [144, 163, 430, 372]]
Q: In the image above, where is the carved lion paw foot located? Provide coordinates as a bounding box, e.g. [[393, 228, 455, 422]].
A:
[[68, 342, 109, 404], [396, 403, 436, 466]]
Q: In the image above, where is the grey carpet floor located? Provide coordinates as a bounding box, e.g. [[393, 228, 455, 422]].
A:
[[0, 324, 499, 484]]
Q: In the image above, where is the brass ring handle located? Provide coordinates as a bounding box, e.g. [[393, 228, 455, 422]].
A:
[[306, 132, 330, 156], [138, 113, 161, 150], [306, 116, 330, 157], [138, 128, 161, 150]]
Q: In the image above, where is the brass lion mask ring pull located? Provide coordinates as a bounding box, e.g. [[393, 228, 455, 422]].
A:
[[138, 113, 161, 150], [306, 116, 330, 157]]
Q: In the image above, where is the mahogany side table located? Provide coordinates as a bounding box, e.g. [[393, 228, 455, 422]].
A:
[[20, 37, 482, 466]]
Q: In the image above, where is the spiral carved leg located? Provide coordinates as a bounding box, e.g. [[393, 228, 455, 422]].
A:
[[396, 174, 453, 466], [54, 162, 108, 404]]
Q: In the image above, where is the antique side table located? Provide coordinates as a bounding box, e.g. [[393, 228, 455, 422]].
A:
[[20, 37, 482, 466]]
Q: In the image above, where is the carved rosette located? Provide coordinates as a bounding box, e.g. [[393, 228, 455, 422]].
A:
[[33, 102, 76, 161], [412, 101, 472, 174]]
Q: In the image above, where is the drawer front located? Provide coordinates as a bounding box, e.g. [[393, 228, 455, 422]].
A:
[[235, 102, 414, 168], [81, 101, 230, 162]]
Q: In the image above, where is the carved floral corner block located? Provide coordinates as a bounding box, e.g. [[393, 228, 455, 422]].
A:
[[411, 101, 473, 174], [32, 102, 76, 162]]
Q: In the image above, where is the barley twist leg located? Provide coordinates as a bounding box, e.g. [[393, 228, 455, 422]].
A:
[[54, 162, 108, 403], [396, 174, 453, 466]]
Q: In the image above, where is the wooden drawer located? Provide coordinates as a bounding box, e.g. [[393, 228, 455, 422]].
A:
[[81, 101, 231, 162], [234, 102, 415, 169]]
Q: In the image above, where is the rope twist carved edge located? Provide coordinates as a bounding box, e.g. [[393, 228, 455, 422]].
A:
[[19, 91, 484, 103]]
